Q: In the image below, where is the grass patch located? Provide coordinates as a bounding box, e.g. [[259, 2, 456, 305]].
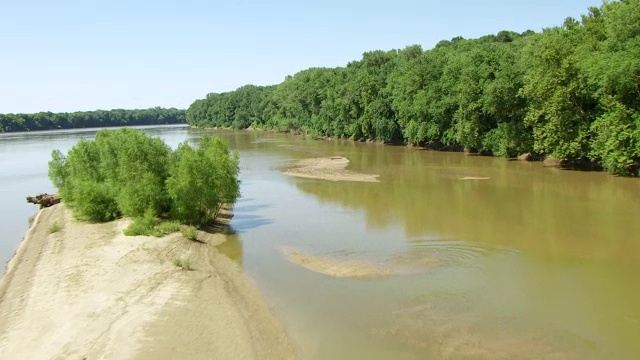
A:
[[154, 221, 181, 236], [48, 221, 62, 234], [173, 257, 191, 270], [181, 225, 197, 241], [124, 212, 181, 237]]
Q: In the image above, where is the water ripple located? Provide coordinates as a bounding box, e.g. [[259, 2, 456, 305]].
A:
[[388, 240, 517, 273]]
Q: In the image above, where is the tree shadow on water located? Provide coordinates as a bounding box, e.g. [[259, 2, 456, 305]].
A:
[[229, 213, 274, 233], [231, 203, 273, 212]]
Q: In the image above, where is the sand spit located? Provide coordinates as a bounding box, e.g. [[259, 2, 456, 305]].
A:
[[459, 176, 491, 180], [0, 205, 293, 360], [281, 247, 398, 278], [282, 156, 380, 182]]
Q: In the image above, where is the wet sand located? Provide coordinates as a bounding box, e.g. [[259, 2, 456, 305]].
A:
[[282, 156, 380, 182], [459, 176, 491, 180], [0, 205, 293, 360], [281, 247, 398, 278]]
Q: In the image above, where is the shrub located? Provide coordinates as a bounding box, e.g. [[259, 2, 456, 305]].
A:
[[181, 226, 197, 240], [166, 137, 240, 225], [590, 99, 640, 175], [173, 257, 192, 270], [48, 222, 62, 234], [124, 212, 182, 237], [123, 213, 159, 236], [49, 129, 240, 232], [153, 221, 181, 237]]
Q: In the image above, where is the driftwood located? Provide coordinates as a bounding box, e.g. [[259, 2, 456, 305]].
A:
[[26, 193, 61, 209]]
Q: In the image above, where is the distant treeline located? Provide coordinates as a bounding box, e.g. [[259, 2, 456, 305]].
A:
[[187, 0, 640, 176], [0, 107, 186, 133]]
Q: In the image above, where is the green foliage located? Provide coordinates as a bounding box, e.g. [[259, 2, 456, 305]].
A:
[[185, 0, 640, 176], [155, 221, 183, 236], [181, 226, 197, 240], [49, 128, 241, 227], [51, 129, 170, 222], [124, 213, 182, 237], [590, 98, 640, 175], [166, 137, 240, 225], [70, 181, 120, 222], [48, 222, 62, 234], [48, 150, 67, 189], [124, 213, 160, 236], [0, 107, 186, 133], [172, 257, 192, 271]]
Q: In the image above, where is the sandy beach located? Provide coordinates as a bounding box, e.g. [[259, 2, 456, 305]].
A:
[[0, 204, 293, 360]]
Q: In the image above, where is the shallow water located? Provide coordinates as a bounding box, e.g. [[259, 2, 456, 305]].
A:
[[1, 126, 639, 359]]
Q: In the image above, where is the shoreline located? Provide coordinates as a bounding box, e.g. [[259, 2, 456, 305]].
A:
[[208, 127, 627, 176], [0, 204, 293, 359]]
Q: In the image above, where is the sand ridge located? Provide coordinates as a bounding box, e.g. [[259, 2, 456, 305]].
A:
[[0, 205, 293, 360], [281, 247, 398, 278], [280, 247, 444, 279], [282, 156, 380, 182], [459, 176, 491, 180]]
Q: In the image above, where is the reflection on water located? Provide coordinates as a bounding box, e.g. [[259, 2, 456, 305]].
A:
[[2, 127, 639, 359], [227, 132, 640, 359], [293, 162, 640, 264]]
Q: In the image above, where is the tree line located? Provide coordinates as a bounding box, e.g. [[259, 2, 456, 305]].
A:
[[0, 107, 186, 133], [187, 0, 640, 176]]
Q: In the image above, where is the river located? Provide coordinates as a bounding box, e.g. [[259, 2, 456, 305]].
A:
[[1, 125, 639, 359]]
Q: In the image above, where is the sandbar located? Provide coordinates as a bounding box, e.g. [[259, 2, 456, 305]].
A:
[[282, 156, 380, 182], [0, 205, 293, 360], [281, 247, 398, 278]]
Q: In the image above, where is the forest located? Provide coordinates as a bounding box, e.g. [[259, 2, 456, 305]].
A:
[[0, 107, 186, 133], [187, 0, 640, 176]]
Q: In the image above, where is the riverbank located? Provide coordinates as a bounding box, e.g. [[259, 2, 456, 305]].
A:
[[0, 204, 293, 359]]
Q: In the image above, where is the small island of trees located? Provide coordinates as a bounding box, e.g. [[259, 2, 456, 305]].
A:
[[48, 128, 240, 235]]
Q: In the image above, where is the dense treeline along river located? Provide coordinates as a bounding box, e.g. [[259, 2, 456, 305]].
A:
[[187, 0, 640, 177], [1, 125, 639, 359]]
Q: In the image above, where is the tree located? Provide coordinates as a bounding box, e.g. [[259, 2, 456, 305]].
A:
[[166, 137, 240, 225], [0, 108, 186, 133], [184, 0, 640, 176], [49, 129, 240, 227]]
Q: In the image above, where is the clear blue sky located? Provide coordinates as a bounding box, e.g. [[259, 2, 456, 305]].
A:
[[0, 0, 600, 113]]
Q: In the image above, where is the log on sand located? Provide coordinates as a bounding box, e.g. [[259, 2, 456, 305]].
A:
[[26, 193, 61, 209]]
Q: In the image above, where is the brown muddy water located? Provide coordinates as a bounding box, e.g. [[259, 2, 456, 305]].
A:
[[1, 126, 639, 359]]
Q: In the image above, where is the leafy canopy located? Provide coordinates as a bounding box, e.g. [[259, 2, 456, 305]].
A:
[[186, 0, 640, 176], [49, 128, 240, 226]]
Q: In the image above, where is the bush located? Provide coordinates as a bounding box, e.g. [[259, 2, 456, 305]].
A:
[[181, 226, 197, 240], [48, 222, 62, 234], [124, 212, 182, 237], [590, 99, 640, 175], [49, 128, 240, 232], [154, 221, 182, 236], [166, 137, 240, 225], [173, 257, 192, 270]]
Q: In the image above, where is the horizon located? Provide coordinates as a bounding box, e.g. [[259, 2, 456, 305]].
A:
[[1, 0, 600, 114]]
